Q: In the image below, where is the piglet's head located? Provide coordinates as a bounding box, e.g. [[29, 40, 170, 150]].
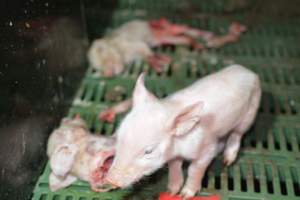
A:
[[105, 73, 203, 189], [88, 39, 124, 77]]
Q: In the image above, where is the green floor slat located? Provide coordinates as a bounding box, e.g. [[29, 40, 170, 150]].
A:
[[32, 1, 300, 199]]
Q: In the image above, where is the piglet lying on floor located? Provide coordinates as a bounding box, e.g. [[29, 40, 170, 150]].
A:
[[100, 65, 261, 199], [47, 115, 115, 192], [88, 18, 211, 76], [88, 18, 246, 77]]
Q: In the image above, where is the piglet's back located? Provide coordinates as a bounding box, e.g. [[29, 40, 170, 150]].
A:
[[167, 64, 258, 104], [165, 64, 260, 136]]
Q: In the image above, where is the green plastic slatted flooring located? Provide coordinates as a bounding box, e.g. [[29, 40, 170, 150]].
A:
[[32, 1, 300, 199]]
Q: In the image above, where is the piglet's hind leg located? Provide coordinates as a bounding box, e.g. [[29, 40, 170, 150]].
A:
[[224, 83, 261, 165], [223, 132, 242, 166]]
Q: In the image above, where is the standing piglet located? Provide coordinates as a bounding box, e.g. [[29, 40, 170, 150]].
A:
[[104, 64, 261, 199]]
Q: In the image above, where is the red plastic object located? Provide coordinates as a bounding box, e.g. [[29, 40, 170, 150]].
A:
[[159, 192, 220, 200]]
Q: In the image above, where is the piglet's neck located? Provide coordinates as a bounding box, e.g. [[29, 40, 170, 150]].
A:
[[162, 146, 175, 164]]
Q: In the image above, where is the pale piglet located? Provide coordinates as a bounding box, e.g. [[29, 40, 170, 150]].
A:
[[87, 19, 214, 76], [47, 116, 115, 192], [104, 64, 261, 199]]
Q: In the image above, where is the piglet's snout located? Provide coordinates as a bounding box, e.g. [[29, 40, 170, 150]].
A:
[[105, 167, 134, 188]]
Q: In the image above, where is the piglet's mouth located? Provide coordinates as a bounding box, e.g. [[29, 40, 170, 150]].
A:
[[90, 154, 115, 192], [101, 155, 114, 177]]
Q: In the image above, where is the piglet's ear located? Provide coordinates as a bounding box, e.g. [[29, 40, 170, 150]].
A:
[[50, 144, 78, 177], [133, 73, 157, 107], [169, 101, 204, 136]]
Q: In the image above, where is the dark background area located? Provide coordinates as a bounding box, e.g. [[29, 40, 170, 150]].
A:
[[0, 0, 116, 199]]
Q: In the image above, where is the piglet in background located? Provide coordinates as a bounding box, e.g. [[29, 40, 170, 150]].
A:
[[87, 19, 211, 76], [47, 116, 115, 192], [88, 18, 247, 77], [103, 65, 261, 199]]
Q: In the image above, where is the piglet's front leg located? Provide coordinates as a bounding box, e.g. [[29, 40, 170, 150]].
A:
[[167, 158, 184, 195], [180, 143, 217, 199], [180, 161, 207, 199]]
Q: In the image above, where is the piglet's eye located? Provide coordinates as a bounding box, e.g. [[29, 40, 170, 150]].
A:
[[145, 149, 153, 155], [144, 145, 156, 155]]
